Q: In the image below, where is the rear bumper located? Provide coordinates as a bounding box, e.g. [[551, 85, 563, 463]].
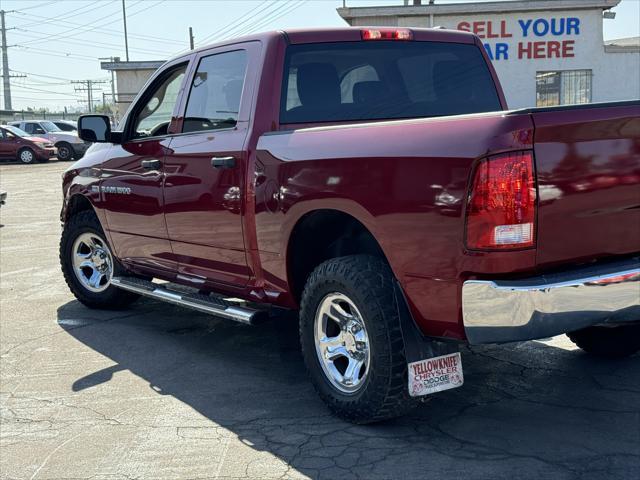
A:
[[462, 257, 640, 344]]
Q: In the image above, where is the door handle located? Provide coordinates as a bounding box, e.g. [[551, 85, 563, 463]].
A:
[[211, 156, 236, 169], [141, 159, 162, 170]]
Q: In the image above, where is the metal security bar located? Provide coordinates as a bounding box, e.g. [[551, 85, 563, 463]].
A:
[[536, 70, 593, 107]]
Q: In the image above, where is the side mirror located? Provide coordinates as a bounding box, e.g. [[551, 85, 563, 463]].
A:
[[78, 115, 113, 143]]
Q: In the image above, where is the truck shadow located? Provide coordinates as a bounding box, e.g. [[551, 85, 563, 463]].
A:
[[57, 299, 640, 479]]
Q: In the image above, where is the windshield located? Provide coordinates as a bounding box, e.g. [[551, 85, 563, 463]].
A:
[[3, 125, 29, 137], [41, 121, 62, 132], [281, 41, 502, 124]]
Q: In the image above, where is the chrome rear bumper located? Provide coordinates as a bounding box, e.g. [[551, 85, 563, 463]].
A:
[[462, 258, 640, 344]]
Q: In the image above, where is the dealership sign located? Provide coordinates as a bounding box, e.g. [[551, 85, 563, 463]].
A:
[[457, 17, 581, 60]]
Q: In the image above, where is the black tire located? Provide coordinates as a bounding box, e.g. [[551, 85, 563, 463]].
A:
[[56, 142, 74, 161], [60, 210, 139, 309], [17, 147, 36, 164], [299, 255, 414, 424], [567, 325, 640, 358]]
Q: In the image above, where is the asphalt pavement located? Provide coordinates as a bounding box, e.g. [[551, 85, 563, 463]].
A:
[[1, 161, 638, 480]]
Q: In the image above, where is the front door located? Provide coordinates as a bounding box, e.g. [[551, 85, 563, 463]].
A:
[[163, 45, 257, 288], [100, 60, 190, 274]]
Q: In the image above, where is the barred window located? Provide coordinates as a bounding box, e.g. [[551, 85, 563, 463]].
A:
[[536, 70, 592, 107]]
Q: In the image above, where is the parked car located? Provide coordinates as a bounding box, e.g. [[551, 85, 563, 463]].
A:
[[0, 125, 57, 164], [0, 190, 6, 207], [51, 120, 78, 132], [8, 120, 89, 161], [60, 27, 640, 424]]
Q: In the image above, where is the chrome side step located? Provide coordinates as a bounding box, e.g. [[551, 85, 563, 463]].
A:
[[111, 276, 268, 325]]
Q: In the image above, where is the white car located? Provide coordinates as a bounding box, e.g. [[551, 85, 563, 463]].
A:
[[8, 120, 90, 161]]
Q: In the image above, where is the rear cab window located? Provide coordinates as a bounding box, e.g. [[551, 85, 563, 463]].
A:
[[280, 41, 501, 125]]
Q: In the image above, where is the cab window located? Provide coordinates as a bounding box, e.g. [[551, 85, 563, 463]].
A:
[[25, 123, 46, 135], [131, 64, 187, 139], [183, 50, 248, 133]]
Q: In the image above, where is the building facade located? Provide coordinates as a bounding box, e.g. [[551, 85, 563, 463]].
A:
[[101, 59, 165, 120], [338, 0, 640, 108]]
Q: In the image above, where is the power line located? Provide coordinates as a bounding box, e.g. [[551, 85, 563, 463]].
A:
[[15, 0, 146, 47], [13, 0, 107, 29], [72, 79, 109, 113], [9, 70, 75, 82], [15, 30, 171, 56], [10, 83, 81, 98], [197, 0, 273, 46], [12, 1, 58, 12], [228, 0, 306, 39], [10, 9, 185, 46], [12, 46, 98, 62]]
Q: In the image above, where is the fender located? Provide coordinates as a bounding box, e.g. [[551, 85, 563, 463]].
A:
[[61, 144, 114, 248]]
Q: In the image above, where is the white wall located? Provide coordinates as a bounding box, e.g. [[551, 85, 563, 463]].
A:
[[115, 69, 157, 118]]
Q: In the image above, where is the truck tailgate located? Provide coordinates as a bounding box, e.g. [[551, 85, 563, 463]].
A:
[[532, 103, 640, 267]]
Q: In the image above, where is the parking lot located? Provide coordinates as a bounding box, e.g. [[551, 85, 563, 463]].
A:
[[1, 160, 638, 480]]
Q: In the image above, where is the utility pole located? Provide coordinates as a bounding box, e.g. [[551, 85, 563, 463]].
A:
[[99, 56, 118, 104], [0, 10, 24, 111], [189, 27, 194, 50], [121, 0, 130, 61], [72, 80, 108, 113], [1, 10, 12, 110]]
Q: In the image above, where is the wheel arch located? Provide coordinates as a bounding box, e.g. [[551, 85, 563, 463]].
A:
[[286, 208, 390, 304], [63, 193, 96, 223]]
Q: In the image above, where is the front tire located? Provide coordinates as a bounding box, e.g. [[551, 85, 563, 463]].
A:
[[56, 143, 74, 161], [60, 210, 139, 309], [17, 147, 36, 164], [299, 255, 414, 424], [568, 325, 640, 358]]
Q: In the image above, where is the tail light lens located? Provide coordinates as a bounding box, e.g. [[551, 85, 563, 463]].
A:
[[466, 151, 537, 250], [361, 29, 413, 41]]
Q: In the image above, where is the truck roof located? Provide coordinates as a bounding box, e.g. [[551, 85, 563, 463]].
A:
[[172, 26, 477, 62]]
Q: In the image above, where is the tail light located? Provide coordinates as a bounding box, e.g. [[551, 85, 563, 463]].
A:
[[361, 29, 413, 41], [466, 151, 537, 250]]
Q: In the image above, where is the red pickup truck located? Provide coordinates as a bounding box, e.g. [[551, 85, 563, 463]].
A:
[[61, 27, 640, 423]]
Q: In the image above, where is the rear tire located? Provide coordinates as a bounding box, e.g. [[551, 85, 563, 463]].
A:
[[299, 255, 414, 424], [17, 147, 36, 164], [567, 325, 640, 358], [60, 210, 139, 309]]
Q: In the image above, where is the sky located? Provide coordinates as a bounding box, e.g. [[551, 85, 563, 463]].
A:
[[2, 0, 639, 111]]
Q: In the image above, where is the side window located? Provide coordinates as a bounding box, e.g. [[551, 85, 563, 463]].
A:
[[131, 64, 187, 139], [183, 50, 248, 133], [24, 123, 38, 134]]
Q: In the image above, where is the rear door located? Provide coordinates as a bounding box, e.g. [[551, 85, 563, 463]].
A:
[[533, 102, 640, 266], [99, 59, 191, 274], [163, 42, 259, 288]]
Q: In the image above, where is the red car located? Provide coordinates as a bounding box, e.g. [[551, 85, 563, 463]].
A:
[[61, 27, 639, 423], [0, 125, 57, 164]]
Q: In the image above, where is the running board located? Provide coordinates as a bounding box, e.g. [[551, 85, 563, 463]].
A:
[[111, 277, 267, 325]]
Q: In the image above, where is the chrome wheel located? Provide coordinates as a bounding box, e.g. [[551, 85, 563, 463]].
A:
[[314, 293, 371, 394], [19, 149, 35, 164], [71, 232, 113, 293]]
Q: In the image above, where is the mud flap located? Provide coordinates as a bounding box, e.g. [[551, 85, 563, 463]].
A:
[[394, 281, 464, 397]]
